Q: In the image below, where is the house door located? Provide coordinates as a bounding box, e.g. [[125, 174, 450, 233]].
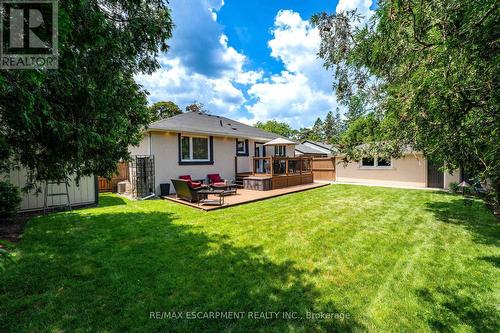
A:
[[255, 143, 265, 173], [427, 162, 444, 188]]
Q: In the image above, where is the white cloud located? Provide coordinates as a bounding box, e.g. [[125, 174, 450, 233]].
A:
[[243, 10, 338, 128], [136, 0, 252, 117], [235, 70, 263, 85], [336, 0, 374, 24]]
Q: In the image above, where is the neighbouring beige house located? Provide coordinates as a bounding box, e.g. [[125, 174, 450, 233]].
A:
[[334, 151, 461, 189]]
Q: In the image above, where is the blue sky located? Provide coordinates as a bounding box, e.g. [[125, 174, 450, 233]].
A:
[[136, 0, 374, 128]]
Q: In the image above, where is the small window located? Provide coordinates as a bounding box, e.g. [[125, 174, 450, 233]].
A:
[[274, 145, 286, 157], [181, 136, 190, 160], [362, 157, 375, 167], [181, 136, 209, 161], [377, 158, 391, 167], [360, 157, 392, 168], [236, 139, 247, 155]]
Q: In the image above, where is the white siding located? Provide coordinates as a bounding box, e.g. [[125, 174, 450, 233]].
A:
[[3, 169, 97, 212]]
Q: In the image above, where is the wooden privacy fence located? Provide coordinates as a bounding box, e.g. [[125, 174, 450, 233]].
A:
[[312, 157, 336, 181], [98, 162, 129, 192]]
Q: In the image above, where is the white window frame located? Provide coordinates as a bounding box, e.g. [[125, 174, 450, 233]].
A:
[[274, 145, 286, 157], [181, 135, 210, 162], [236, 139, 246, 154], [359, 157, 393, 169]]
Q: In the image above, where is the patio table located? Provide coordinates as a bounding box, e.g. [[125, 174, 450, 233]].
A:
[[197, 189, 225, 206], [210, 183, 238, 195]]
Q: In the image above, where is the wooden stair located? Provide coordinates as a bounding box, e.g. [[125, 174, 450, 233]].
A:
[[235, 172, 252, 187]]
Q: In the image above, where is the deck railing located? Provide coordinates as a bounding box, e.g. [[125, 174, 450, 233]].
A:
[[252, 156, 312, 176]]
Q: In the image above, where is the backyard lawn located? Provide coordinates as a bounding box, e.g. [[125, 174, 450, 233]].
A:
[[0, 185, 498, 332]]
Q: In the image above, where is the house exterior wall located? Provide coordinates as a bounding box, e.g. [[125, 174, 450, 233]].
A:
[[335, 154, 427, 188], [443, 170, 460, 189], [4, 169, 97, 212], [141, 131, 239, 194], [264, 144, 295, 158], [235, 139, 255, 174], [128, 133, 150, 156]]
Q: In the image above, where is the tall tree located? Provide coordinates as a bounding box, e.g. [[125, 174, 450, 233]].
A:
[[310, 117, 325, 142], [185, 102, 208, 113], [323, 111, 336, 143], [0, 0, 174, 183], [254, 120, 296, 138], [150, 101, 182, 122], [323, 109, 344, 144], [313, 1, 500, 198]]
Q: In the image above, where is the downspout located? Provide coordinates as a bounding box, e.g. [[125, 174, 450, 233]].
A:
[[148, 132, 152, 155]]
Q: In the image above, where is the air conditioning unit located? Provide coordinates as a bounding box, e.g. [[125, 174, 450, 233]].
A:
[[117, 180, 130, 194]]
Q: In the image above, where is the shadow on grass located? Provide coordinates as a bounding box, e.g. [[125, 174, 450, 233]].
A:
[[0, 210, 363, 332], [479, 256, 500, 269], [416, 286, 499, 332], [98, 194, 127, 207], [424, 196, 499, 246]]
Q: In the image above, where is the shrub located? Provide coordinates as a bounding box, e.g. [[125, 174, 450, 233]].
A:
[[449, 182, 460, 194], [0, 181, 21, 218], [0, 240, 15, 271]]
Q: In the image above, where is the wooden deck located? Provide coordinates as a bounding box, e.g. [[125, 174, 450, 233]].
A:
[[163, 182, 329, 211]]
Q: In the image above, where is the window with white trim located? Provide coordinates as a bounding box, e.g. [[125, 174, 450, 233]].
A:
[[274, 145, 286, 156], [236, 139, 246, 155], [360, 157, 392, 168], [181, 135, 210, 161]]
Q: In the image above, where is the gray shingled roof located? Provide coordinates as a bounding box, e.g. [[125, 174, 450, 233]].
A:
[[295, 143, 328, 155], [303, 140, 335, 151], [147, 112, 280, 141]]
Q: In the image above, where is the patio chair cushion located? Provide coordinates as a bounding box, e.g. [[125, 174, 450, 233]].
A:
[[207, 174, 223, 184], [212, 182, 226, 187], [179, 175, 201, 189]]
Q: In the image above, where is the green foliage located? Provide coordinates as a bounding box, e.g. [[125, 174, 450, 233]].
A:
[[340, 113, 381, 147], [309, 117, 325, 142], [323, 109, 344, 144], [449, 182, 460, 194], [0, 0, 174, 182], [0, 241, 15, 272], [149, 101, 182, 122], [254, 120, 297, 138], [313, 0, 500, 199], [185, 102, 208, 113], [0, 181, 21, 218]]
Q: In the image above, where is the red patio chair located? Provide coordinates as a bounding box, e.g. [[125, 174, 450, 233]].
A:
[[207, 174, 226, 186], [179, 175, 203, 189]]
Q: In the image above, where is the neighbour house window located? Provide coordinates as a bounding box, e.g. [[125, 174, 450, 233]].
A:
[[361, 157, 375, 167], [274, 145, 286, 156], [236, 139, 248, 156], [180, 135, 210, 161], [360, 157, 392, 168], [377, 158, 391, 167]]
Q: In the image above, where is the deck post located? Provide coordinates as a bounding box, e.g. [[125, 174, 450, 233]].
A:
[[270, 157, 273, 175], [285, 159, 289, 175], [235, 156, 238, 179]]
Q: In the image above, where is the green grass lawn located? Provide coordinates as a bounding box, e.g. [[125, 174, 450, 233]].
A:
[[1, 185, 498, 332]]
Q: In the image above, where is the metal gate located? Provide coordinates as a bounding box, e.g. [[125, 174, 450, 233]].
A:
[[130, 155, 155, 198], [312, 157, 336, 181], [427, 162, 444, 188]]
